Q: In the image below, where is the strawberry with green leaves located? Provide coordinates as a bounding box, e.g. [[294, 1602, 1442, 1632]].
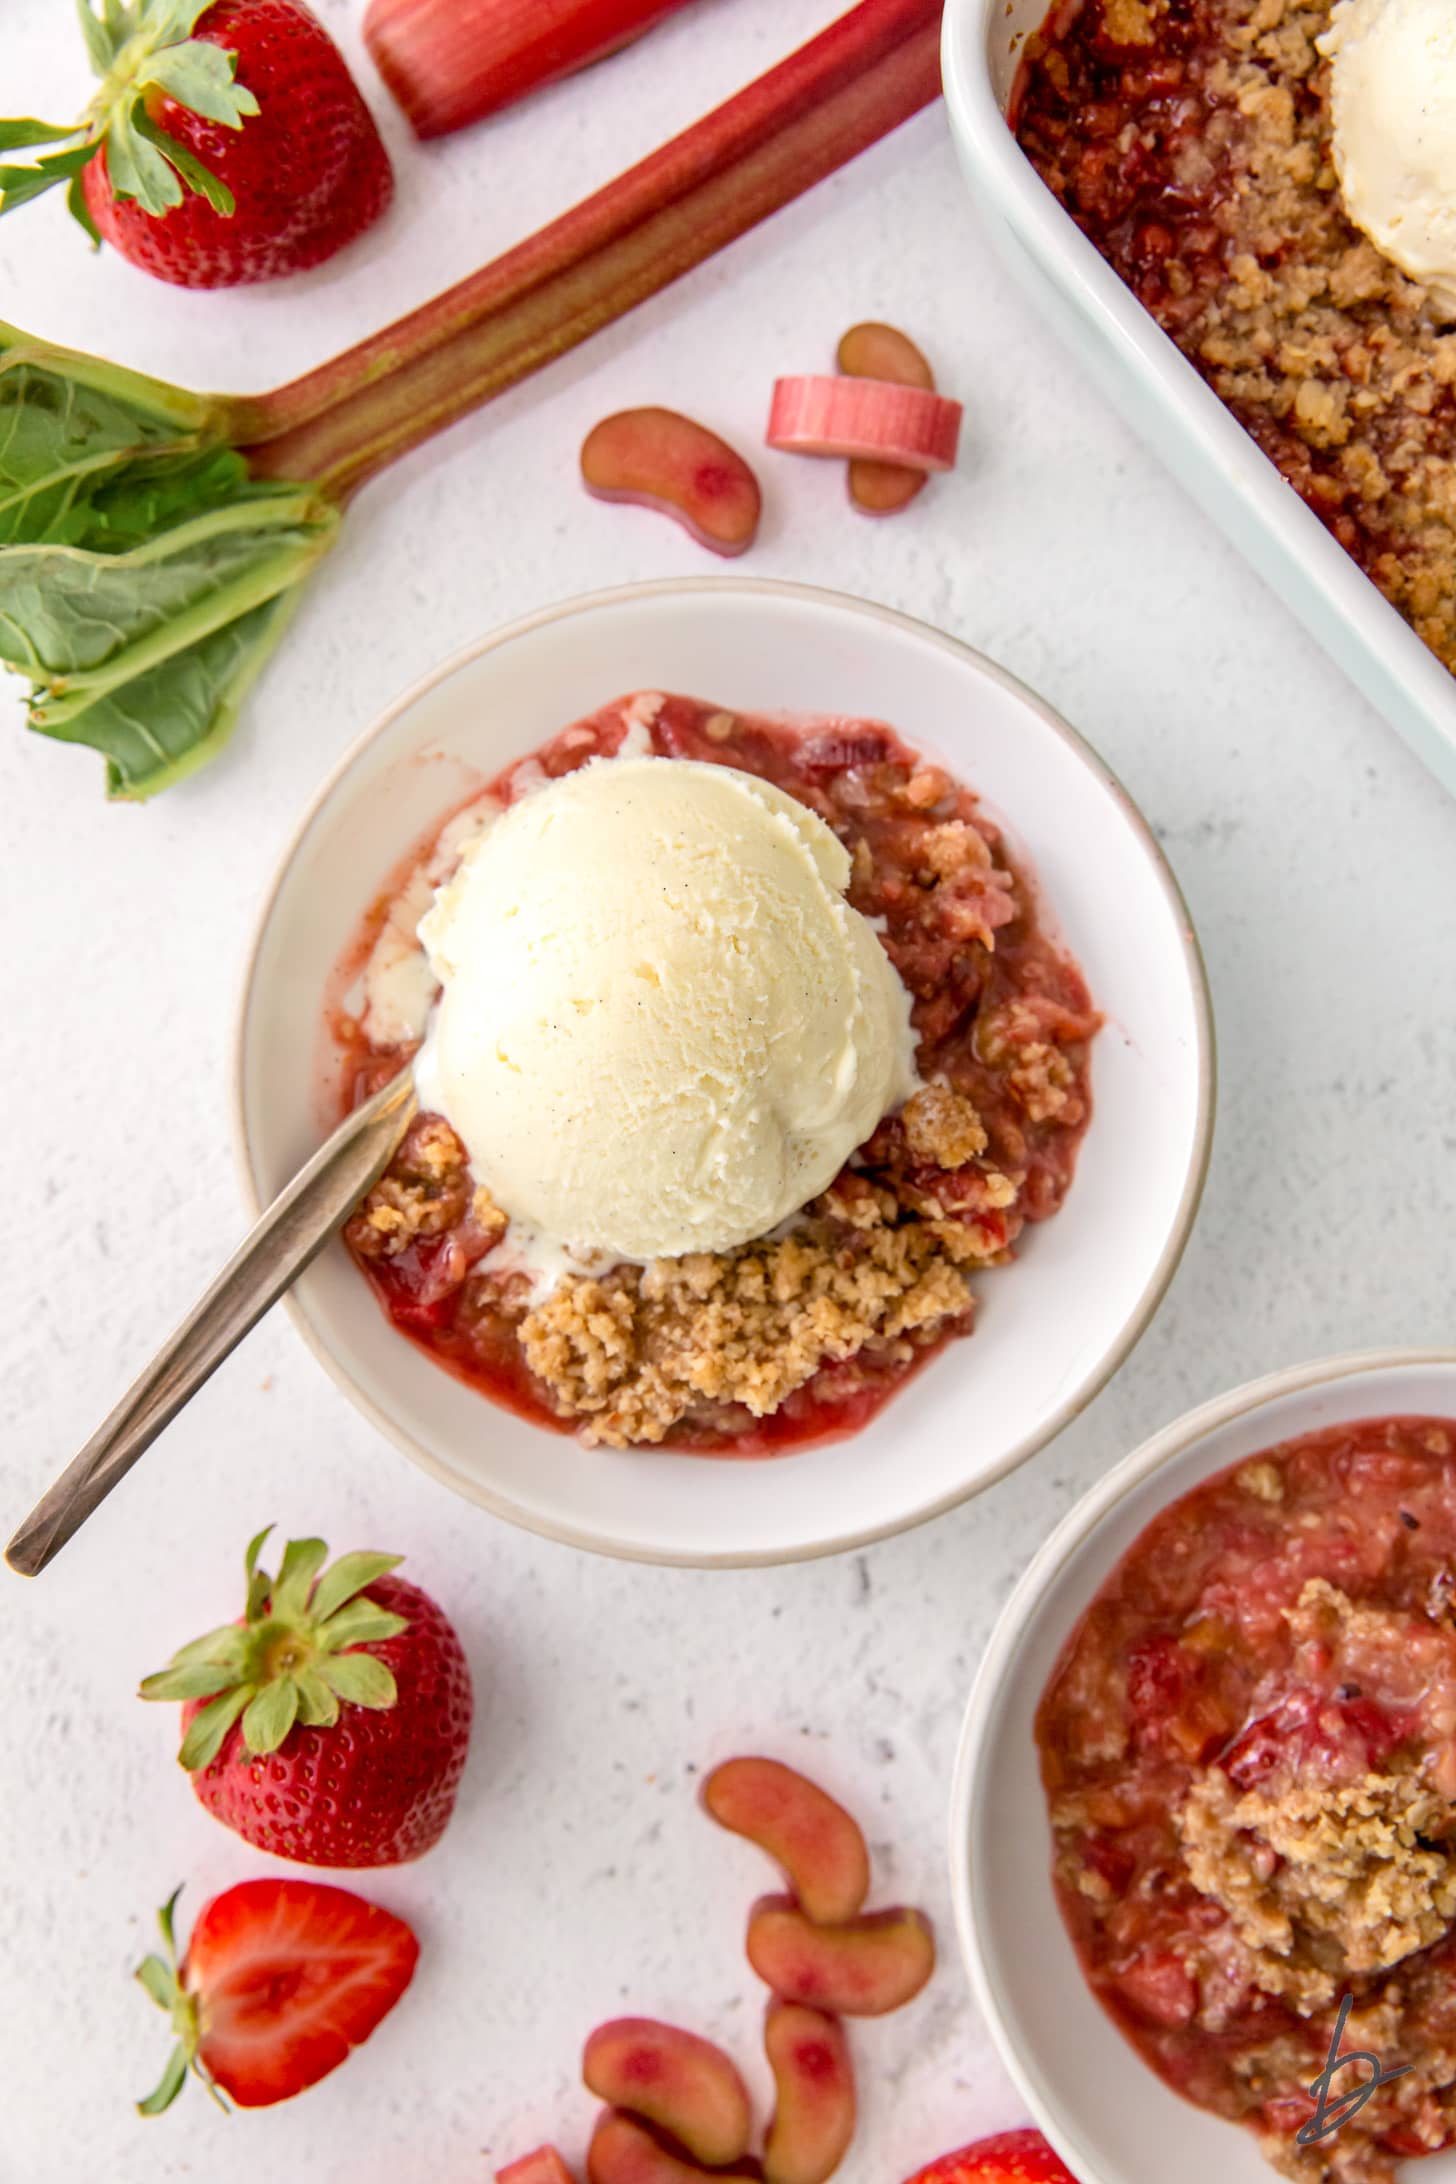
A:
[[136, 1878, 419, 2111], [141, 1527, 473, 1867], [0, 0, 392, 287]]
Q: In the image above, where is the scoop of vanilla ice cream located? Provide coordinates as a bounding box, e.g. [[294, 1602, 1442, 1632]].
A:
[[1320, 0, 1456, 316], [415, 754, 918, 1262]]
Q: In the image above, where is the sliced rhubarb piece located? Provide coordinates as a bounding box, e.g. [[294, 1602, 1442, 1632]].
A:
[[746, 1896, 935, 2017], [499, 2150, 581, 2184], [766, 377, 961, 472], [763, 2005, 856, 2184], [366, 0, 694, 139], [844, 460, 925, 515], [581, 410, 762, 557], [836, 322, 936, 516], [702, 1758, 870, 1925], [582, 2020, 753, 2168], [836, 322, 935, 389], [586, 2110, 758, 2184]]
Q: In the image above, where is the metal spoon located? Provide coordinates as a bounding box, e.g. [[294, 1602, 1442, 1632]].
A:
[[5, 1066, 418, 1579]]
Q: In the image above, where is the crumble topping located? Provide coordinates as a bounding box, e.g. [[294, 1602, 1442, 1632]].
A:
[[517, 1085, 1005, 1448], [1179, 1762, 1456, 2010], [1015, 0, 1456, 676]]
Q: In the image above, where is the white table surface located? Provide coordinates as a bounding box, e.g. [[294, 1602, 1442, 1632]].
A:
[[4, 3, 1456, 2178]]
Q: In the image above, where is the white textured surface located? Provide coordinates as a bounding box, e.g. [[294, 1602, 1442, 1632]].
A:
[[2, 2, 1456, 2179]]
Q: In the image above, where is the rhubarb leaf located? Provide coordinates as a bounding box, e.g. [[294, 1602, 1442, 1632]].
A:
[[0, 323, 338, 798], [36, 586, 308, 799]]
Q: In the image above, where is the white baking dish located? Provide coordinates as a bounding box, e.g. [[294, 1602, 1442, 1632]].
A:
[[941, 0, 1456, 797]]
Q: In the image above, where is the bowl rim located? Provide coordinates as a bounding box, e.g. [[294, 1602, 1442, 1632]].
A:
[[231, 574, 1218, 1568], [947, 1344, 1456, 2181]]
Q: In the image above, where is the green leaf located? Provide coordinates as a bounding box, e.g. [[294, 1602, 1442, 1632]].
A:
[[319, 1653, 398, 1710], [35, 584, 309, 799], [242, 1676, 300, 1755], [271, 1536, 329, 1621], [66, 167, 102, 245], [156, 1886, 183, 1958], [136, 2041, 189, 2118], [177, 1684, 252, 1770], [133, 112, 234, 216], [138, 1660, 241, 1703], [293, 1671, 340, 1730], [316, 1602, 408, 1654], [309, 1553, 404, 1626], [0, 321, 337, 797], [244, 1525, 274, 1588], [134, 1954, 177, 2011], [104, 103, 183, 217], [77, 0, 114, 73], [0, 144, 98, 215], [0, 119, 80, 153], [158, 1624, 248, 1674], [139, 41, 259, 131]]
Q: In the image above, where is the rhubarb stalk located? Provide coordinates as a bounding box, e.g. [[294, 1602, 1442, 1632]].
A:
[[0, 0, 942, 799], [365, 0, 698, 141]]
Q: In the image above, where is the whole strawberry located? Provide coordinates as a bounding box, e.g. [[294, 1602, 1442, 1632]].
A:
[[140, 1527, 473, 1865], [0, 0, 392, 288]]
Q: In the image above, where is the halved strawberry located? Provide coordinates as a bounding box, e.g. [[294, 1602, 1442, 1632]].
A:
[[135, 1879, 418, 2112], [901, 2132, 1080, 2184]]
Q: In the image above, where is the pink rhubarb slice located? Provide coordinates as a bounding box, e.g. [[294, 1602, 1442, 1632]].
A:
[[836, 321, 936, 515], [766, 377, 961, 471], [746, 1896, 935, 2017], [702, 1757, 870, 1925], [499, 2150, 582, 2184], [582, 2019, 753, 2167], [581, 409, 762, 557], [586, 2110, 758, 2184], [763, 2004, 856, 2184]]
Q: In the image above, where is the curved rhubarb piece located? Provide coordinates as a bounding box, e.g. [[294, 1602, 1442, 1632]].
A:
[[836, 321, 935, 516], [746, 1896, 935, 2017], [583, 2020, 753, 2167], [702, 1758, 869, 1925], [836, 322, 934, 389], [499, 2150, 581, 2184], [766, 377, 961, 471], [581, 409, 762, 557], [586, 2110, 758, 2184], [763, 2005, 856, 2184]]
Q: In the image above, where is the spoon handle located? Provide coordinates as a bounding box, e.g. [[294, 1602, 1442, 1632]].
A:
[[6, 1067, 418, 1579]]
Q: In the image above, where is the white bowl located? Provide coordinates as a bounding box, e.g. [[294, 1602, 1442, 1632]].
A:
[[234, 577, 1213, 1567], [950, 1349, 1456, 2184]]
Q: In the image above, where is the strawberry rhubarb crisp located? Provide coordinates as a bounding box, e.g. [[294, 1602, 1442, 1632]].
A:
[[330, 693, 1097, 1453], [1012, 0, 1456, 674], [1038, 1416, 1456, 2180]]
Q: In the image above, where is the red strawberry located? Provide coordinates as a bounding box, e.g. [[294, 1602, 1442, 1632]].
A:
[[140, 1527, 473, 1867], [135, 1878, 418, 2112], [0, 0, 392, 288], [901, 2132, 1080, 2184]]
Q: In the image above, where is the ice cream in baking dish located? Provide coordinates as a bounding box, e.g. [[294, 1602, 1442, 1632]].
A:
[[335, 691, 1099, 1452], [1320, 0, 1456, 316]]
